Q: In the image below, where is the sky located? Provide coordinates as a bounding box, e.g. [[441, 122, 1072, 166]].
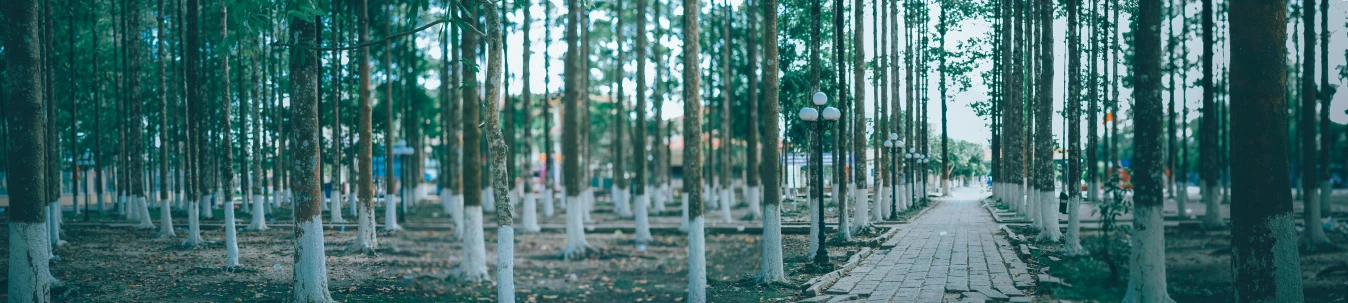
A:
[[416, 0, 1348, 149]]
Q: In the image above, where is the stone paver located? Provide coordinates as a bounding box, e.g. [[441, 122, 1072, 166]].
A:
[[819, 187, 1033, 303]]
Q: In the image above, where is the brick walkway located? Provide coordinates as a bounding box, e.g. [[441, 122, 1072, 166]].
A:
[[811, 188, 1033, 303]]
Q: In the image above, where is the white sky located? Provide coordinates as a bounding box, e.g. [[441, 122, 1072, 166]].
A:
[[418, 1, 1348, 147]]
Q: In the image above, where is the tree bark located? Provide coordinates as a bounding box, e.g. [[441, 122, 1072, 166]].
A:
[[1229, 0, 1305, 300], [758, 0, 786, 284], [1122, 0, 1174, 300], [354, 0, 378, 254], [4, 0, 56, 299], [683, 0, 706, 299], [287, 12, 336, 303]]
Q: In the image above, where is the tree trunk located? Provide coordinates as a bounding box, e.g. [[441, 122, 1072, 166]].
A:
[[182, 0, 207, 247], [286, 12, 337, 303], [520, 0, 541, 233], [719, 3, 735, 224], [1122, 0, 1174, 299], [1298, 0, 1331, 248], [1229, 0, 1305, 300], [455, 0, 489, 280], [479, 0, 515, 298], [683, 0, 706, 299], [1199, 0, 1224, 229], [354, 0, 378, 254], [632, 0, 653, 243], [758, 0, 786, 284], [156, 0, 176, 238], [4, 0, 56, 299], [1033, 0, 1060, 243], [850, 0, 867, 233], [1062, 0, 1086, 256], [561, 0, 592, 260], [219, 0, 238, 267], [383, 5, 402, 232]]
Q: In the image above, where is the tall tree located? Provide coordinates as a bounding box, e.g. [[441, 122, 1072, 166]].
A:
[[612, 0, 631, 219], [1316, 0, 1333, 218], [288, 6, 336, 303], [220, 0, 239, 268], [1298, 0, 1331, 248], [520, 0, 542, 233], [182, 0, 207, 247], [1199, 0, 1225, 228], [1063, 0, 1087, 256], [353, 0, 378, 254], [4, 0, 56, 299], [1032, 0, 1060, 242], [1229, 0, 1305, 299], [480, 0, 515, 298], [633, 0, 654, 243], [330, 0, 347, 224], [743, 0, 762, 222], [382, 2, 402, 232], [850, 0, 868, 232], [560, 0, 593, 260], [683, 0, 707, 299], [156, 0, 177, 238], [1122, 0, 1174, 299], [758, 0, 787, 284], [456, 0, 489, 280], [717, 1, 734, 223]]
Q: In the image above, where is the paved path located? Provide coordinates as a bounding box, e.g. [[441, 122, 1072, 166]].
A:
[[808, 187, 1034, 303]]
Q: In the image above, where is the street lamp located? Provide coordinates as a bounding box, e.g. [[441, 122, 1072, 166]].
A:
[[799, 91, 840, 270], [883, 134, 902, 221]]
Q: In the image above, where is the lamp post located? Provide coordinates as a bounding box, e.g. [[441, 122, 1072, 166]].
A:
[[883, 134, 902, 221], [799, 92, 840, 269]]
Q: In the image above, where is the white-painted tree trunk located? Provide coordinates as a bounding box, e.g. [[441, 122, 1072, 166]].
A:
[[247, 194, 269, 231], [580, 189, 593, 223], [456, 205, 489, 280], [899, 185, 910, 213], [687, 216, 707, 303], [542, 189, 555, 217], [383, 196, 402, 231], [758, 204, 787, 284], [9, 222, 53, 303], [562, 194, 591, 260], [942, 179, 950, 197], [614, 187, 632, 218], [522, 193, 541, 233], [353, 199, 378, 253], [854, 186, 869, 232], [1176, 184, 1189, 218], [330, 190, 346, 223], [204, 192, 215, 219], [117, 192, 126, 217], [718, 187, 733, 222], [1201, 184, 1224, 228], [679, 194, 690, 232], [1026, 189, 1041, 232], [873, 184, 884, 219], [134, 196, 155, 229], [745, 185, 762, 220], [223, 196, 240, 268], [496, 226, 516, 302], [1087, 181, 1099, 204], [157, 196, 177, 238], [1036, 190, 1061, 242], [292, 217, 335, 302], [654, 184, 668, 212], [1121, 204, 1174, 303], [48, 203, 63, 247], [1061, 195, 1086, 256], [450, 194, 465, 238], [635, 193, 653, 243], [807, 192, 819, 259], [182, 197, 207, 247]]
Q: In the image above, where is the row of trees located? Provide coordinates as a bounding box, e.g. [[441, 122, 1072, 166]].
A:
[[984, 0, 1340, 301]]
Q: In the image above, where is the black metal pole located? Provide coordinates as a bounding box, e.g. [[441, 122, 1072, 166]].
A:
[[812, 115, 830, 267], [888, 150, 897, 220]]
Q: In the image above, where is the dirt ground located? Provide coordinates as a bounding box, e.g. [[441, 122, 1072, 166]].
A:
[[1021, 223, 1348, 302], [0, 194, 895, 302]]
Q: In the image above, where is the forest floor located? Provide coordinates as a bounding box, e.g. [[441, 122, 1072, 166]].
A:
[[999, 201, 1348, 302], [0, 190, 911, 302]]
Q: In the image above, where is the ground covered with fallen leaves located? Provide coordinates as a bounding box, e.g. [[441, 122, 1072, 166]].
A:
[[0, 193, 896, 302]]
